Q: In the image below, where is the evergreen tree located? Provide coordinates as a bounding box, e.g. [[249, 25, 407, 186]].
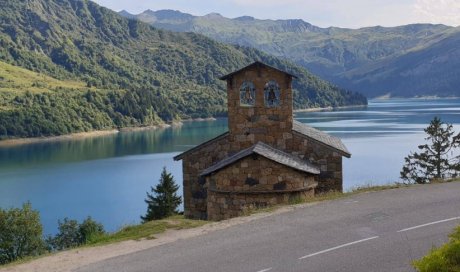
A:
[[401, 117, 460, 184], [141, 168, 182, 222]]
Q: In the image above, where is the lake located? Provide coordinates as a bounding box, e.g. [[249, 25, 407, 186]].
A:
[[1, 98, 459, 235]]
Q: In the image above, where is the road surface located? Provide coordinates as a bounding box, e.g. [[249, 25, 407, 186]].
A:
[[77, 182, 460, 272]]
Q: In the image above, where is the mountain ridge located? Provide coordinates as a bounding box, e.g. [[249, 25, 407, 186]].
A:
[[0, 0, 366, 139], [124, 9, 460, 98]]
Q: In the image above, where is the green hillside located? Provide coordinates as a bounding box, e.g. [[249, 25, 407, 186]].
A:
[[0, 0, 366, 139], [127, 9, 460, 98]]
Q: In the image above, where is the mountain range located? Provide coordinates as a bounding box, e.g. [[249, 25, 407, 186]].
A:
[[0, 0, 365, 139], [123, 9, 460, 98]]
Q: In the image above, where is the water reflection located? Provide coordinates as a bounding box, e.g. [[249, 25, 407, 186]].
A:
[[0, 119, 228, 170]]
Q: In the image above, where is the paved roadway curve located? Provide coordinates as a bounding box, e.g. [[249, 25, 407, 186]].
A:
[[77, 182, 460, 272]]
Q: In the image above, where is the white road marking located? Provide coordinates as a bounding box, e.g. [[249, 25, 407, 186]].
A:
[[344, 200, 359, 204], [397, 216, 460, 233], [298, 236, 379, 260], [256, 268, 272, 272]]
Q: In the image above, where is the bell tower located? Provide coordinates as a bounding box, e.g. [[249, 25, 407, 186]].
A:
[[220, 62, 296, 149]]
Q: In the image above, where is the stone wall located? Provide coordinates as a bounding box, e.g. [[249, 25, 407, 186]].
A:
[[181, 131, 343, 220], [180, 135, 230, 219], [227, 64, 293, 150], [207, 190, 314, 221], [291, 133, 343, 192], [206, 155, 317, 220], [207, 155, 317, 192]]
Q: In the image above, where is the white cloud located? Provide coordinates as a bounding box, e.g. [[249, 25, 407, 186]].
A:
[[414, 0, 460, 26]]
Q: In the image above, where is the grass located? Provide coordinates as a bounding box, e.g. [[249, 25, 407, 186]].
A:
[[413, 225, 460, 272], [0, 60, 94, 94], [0, 215, 207, 268], [86, 215, 207, 246]]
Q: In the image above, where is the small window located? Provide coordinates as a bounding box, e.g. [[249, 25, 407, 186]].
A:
[[264, 80, 280, 107], [240, 81, 256, 107]]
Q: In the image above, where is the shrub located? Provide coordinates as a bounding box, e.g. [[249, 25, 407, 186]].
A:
[[47, 217, 105, 251], [0, 202, 45, 264], [47, 218, 80, 251], [414, 225, 460, 271], [79, 217, 105, 244]]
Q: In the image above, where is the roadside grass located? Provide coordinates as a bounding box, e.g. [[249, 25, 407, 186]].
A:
[[86, 215, 207, 247], [0, 215, 207, 268], [413, 225, 460, 272]]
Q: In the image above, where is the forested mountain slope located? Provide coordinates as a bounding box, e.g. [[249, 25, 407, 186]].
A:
[[0, 0, 366, 139], [127, 9, 460, 98]]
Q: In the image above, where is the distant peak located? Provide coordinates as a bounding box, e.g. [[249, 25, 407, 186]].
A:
[[138, 9, 194, 19], [234, 16, 255, 21], [205, 12, 224, 19], [118, 10, 135, 18], [119, 10, 131, 15]]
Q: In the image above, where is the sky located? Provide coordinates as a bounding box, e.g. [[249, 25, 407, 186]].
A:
[[92, 0, 460, 28]]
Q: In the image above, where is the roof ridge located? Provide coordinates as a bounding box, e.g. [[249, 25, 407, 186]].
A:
[[219, 61, 298, 80], [201, 141, 320, 176]]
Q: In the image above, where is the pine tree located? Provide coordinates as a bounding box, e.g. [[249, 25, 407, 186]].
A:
[[400, 117, 460, 184], [141, 167, 182, 222]]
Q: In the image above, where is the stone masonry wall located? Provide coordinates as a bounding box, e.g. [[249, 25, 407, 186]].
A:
[[181, 133, 343, 220], [181, 135, 230, 219], [206, 155, 317, 220], [227, 64, 293, 150], [208, 155, 317, 192]]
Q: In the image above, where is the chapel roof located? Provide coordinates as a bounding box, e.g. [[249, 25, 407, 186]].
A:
[[292, 120, 351, 158], [174, 121, 351, 161], [219, 61, 298, 81], [200, 141, 320, 176]]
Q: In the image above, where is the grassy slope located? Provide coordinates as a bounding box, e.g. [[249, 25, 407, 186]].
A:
[[0, 60, 89, 93]]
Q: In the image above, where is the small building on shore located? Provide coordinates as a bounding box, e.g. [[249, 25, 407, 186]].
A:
[[174, 61, 351, 220]]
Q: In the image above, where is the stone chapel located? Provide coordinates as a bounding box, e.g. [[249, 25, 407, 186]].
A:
[[174, 61, 351, 220]]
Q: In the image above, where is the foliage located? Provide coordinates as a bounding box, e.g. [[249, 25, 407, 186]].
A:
[[46, 217, 105, 251], [401, 117, 460, 184], [141, 167, 182, 222], [79, 217, 106, 244], [0, 203, 45, 265], [414, 225, 460, 272], [0, 0, 366, 139]]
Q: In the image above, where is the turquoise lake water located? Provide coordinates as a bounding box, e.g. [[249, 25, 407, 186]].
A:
[[1, 98, 459, 234]]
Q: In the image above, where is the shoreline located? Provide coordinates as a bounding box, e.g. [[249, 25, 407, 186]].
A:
[[0, 130, 120, 148], [372, 95, 460, 100], [294, 104, 367, 113], [0, 117, 219, 148]]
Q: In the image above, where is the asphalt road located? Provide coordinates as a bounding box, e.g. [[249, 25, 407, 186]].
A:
[[77, 182, 460, 272]]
